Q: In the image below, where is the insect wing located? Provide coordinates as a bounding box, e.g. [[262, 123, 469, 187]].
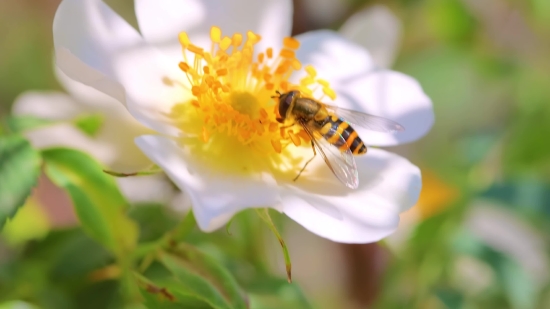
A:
[[325, 105, 405, 133], [299, 120, 359, 189]]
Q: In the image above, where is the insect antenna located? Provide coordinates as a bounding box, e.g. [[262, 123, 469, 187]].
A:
[[271, 90, 282, 99]]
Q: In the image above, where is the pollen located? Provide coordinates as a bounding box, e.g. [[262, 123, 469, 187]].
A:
[[170, 26, 337, 172]]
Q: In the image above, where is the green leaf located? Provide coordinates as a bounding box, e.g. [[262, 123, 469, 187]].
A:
[[0, 135, 41, 229], [247, 277, 312, 309], [435, 288, 464, 309], [159, 244, 248, 309], [73, 114, 104, 137], [41, 148, 138, 256], [4, 115, 54, 133], [0, 301, 41, 309], [1, 200, 50, 245]]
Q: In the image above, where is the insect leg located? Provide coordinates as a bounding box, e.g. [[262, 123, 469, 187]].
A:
[[293, 141, 317, 182]]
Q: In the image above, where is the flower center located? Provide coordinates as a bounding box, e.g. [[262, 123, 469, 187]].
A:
[[170, 26, 337, 175]]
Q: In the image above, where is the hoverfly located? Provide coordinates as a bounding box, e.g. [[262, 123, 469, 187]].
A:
[[274, 90, 404, 189]]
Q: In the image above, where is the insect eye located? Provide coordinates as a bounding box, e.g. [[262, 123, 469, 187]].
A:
[[284, 91, 295, 106], [278, 91, 295, 118]]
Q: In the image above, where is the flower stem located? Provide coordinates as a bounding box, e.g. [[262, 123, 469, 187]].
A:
[[103, 168, 162, 177], [255, 208, 292, 283]]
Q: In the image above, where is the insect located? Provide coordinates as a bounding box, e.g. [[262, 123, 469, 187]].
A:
[[273, 90, 404, 189]]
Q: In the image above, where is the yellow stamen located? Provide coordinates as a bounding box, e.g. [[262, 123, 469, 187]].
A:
[[169, 26, 338, 175], [210, 26, 222, 43], [178, 32, 190, 48], [283, 37, 300, 49]]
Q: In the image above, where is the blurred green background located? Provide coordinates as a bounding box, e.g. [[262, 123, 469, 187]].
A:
[[1, 0, 550, 308]]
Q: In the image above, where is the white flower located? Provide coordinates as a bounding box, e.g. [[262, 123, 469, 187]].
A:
[[12, 69, 176, 204], [52, 0, 434, 243]]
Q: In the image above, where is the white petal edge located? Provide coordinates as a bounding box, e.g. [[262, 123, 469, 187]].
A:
[[12, 91, 83, 119], [339, 5, 402, 68], [53, 0, 188, 137], [13, 89, 154, 172], [117, 174, 177, 204], [134, 135, 279, 232], [337, 70, 434, 146], [278, 148, 422, 243], [135, 0, 293, 64], [11, 91, 114, 161], [293, 30, 433, 146], [294, 30, 375, 82]]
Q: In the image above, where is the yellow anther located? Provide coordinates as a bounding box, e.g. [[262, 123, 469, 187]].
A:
[[317, 79, 330, 87], [259, 108, 268, 119], [247, 31, 262, 44], [188, 44, 204, 55], [203, 66, 210, 74], [283, 37, 300, 50], [280, 81, 289, 91], [178, 32, 190, 47], [265, 83, 274, 90], [301, 88, 313, 97], [263, 73, 272, 82], [178, 61, 190, 72], [275, 62, 290, 75], [305, 65, 317, 77], [191, 100, 200, 108], [323, 87, 337, 100], [269, 122, 279, 132], [210, 26, 222, 43], [205, 75, 215, 86], [300, 76, 315, 86], [192, 86, 201, 96], [291, 59, 302, 70], [258, 53, 265, 63], [232, 33, 243, 47], [219, 37, 232, 51], [216, 68, 228, 76], [271, 139, 282, 153], [279, 49, 295, 58], [280, 127, 287, 138], [288, 131, 301, 146], [266, 48, 273, 58]]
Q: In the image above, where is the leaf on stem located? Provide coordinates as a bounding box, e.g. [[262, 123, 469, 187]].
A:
[[255, 208, 292, 283], [0, 135, 41, 229]]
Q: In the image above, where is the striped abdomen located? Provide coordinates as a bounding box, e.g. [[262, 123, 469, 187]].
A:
[[318, 115, 367, 155]]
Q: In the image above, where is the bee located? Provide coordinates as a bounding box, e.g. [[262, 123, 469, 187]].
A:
[[274, 90, 404, 189]]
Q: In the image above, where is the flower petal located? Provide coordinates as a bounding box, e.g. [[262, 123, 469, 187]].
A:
[[294, 30, 433, 146], [278, 148, 421, 243], [12, 91, 82, 119], [53, 0, 188, 137], [11, 92, 104, 157], [12, 89, 154, 172], [135, 0, 293, 63], [134, 135, 279, 231], [117, 174, 177, 204], [294, 30, 375, 81], [339, 5, 402, 68], [337, 70, 434, 146]]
